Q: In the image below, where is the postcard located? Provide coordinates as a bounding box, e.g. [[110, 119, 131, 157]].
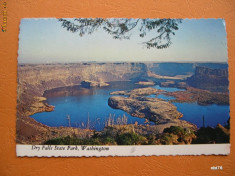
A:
[[16, 18, 230, 157]]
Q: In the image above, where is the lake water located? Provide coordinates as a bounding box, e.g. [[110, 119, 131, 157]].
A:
[[174, 102, 229, 128], [31, 81, 230, 130]]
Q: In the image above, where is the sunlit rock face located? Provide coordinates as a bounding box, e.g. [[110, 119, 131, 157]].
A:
[[108, 96, 183, 123], [17, 63, 147, 112], [187, 66, 229, 92], [18, 63, 147, 94], [16, 63, 148, 144]]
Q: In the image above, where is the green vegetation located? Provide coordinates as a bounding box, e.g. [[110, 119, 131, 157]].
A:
[[192, 126, 229, 144], [116, 132, 148, 145], [192, 118, 230, 144], [163, 126, 185, 135], [59, 18, 182, 49], [44, 125, 194, 145], [44, 131, 147, 145], [44, 135, 116, 145], [44, 123, 230, 145], [160, 126, 196, 144]]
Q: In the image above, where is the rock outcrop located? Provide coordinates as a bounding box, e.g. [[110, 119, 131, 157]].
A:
[[108, 96, 196, 131], [17, 63, 148, 144], [110, 87, 163, 97], [187, 66, 229, 92], [81, 80, 109, 88], [29, 97, 55, 115], [16, 115, 93, 144], [18, 62, 147, 93], [108, 87, 197, 130], [108, 96, 183, 123], [165, 87, 229, 105], [160, 80, 176, 87], [17, 63, 148, 114], [135, 81, 155, 86]]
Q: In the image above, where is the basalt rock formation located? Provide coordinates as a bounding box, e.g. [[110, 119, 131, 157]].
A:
[[81, 80, 109, 88], [108, 87, 197, 131], [108, 96, 196, 132], [165, 87, 229, 105], [135, 81, 155, 86], [17, 63, 148, 113], [17, 63, 227, 144], [108, 96, 183, 123], [17, 63, 148, 144], [18, 62, 147, 96], [187, 66, 229, 92], [110, 87, 163, 97]]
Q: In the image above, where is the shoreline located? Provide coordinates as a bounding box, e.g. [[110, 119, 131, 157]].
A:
[[28, 83, 228, 130], [16, 63, 229, 145]]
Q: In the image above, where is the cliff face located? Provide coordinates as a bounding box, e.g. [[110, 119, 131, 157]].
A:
[[146, 63, 194, 76], [146, 62, 228, 77], [17, 62, 148, 144], [186, 66, 229, 92], [17, 63, 147, 113], [18, 63, 147, 93]]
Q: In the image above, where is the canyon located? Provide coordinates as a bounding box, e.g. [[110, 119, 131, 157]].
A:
[[17, 62, 148, 144], [17, 62, 229, 144]]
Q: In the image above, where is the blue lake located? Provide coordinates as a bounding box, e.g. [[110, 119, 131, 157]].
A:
[[31, 81, 230, 130], [173, 102, 230, 128], [32, 82, 150, 131]]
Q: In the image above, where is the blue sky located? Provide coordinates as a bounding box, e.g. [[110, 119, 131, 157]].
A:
[[18, 18, 228, 63]]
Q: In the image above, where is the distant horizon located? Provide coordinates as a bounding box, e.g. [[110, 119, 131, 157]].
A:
[[18, 60, 228, 65], [18, 18, 228, 64]]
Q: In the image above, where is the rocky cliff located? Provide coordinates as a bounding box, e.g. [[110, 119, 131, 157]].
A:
[[17, 63, 147, 112], [17, 62, 148, 144], [18, 62, 147, 95], [186, 66, 229, 92]]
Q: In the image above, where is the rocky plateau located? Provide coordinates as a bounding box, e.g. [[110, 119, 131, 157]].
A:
[[17, 62, 228, 144], [108, 87, 197, 131]]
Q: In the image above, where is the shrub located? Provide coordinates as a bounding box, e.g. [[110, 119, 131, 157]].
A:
[[193, 126, 229, 144], [101, 136, 116, 145], [160, 133, 177, 145], [116, 132, 147, 145], [163, 126, 185, 136], [44, 136, 83, 145]]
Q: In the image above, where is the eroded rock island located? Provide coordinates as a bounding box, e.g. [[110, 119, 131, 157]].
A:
[[108, 88, 197, 132], [81, 80, 109, 88]]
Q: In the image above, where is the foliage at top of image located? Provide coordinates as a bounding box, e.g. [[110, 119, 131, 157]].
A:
[[58, 18, 182, 49]]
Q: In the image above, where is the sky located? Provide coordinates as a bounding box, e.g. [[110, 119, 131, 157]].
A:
[[18, 18, 228, 63]]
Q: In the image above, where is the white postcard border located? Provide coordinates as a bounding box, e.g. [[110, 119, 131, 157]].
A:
[[16, 144, 230, 157]]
